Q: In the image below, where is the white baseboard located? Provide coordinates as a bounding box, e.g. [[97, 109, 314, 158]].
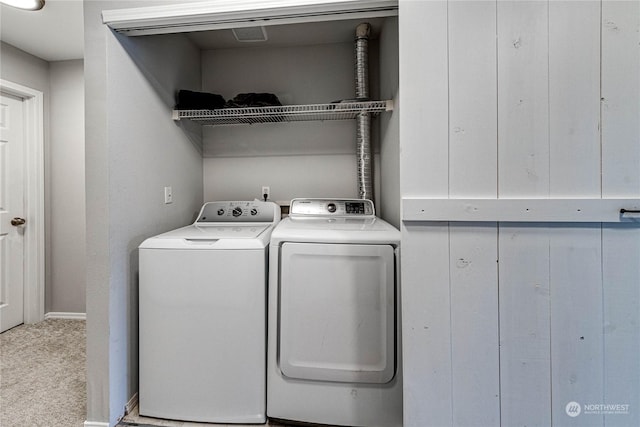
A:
[[84, 422, 109, 427], [45, 312, 87, 320], [125, 392, 139, 415]]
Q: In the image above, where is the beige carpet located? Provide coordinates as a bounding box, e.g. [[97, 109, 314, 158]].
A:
[[0, 319, 86, 427]]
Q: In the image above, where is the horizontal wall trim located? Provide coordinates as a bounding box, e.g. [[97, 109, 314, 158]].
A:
[[84, 422, 109, 427], [45, 312, 87, 320], [402, 198, 640, 223]]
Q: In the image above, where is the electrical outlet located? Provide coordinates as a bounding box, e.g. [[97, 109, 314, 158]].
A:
[[164, 186, 173, 204], [261, 186, 270, 201]]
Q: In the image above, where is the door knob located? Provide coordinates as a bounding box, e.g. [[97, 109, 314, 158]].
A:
[[11, 217, 26, 226]]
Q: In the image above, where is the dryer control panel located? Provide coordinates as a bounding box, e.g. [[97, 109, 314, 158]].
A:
[[289, 199, 375, 217], [196, 201, 278, 223]]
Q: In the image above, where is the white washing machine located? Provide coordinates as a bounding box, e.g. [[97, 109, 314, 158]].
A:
[[138, 200, 280, 424], [267, 198, 402, 427]]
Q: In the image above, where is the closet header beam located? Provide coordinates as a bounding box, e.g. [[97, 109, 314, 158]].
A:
[[102, 0, 398, 36]]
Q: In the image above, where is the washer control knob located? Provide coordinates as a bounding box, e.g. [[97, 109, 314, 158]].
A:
[[327, 203, 337, 213], [250, 208, 258, 216], [232, 207, 243, 217], [217, 209, 225, 215]]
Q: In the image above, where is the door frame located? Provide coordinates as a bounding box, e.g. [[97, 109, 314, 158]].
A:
[[1, 79, 45, 324]]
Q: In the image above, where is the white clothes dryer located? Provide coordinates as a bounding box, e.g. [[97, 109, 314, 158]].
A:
[[267, 198, 402, 427], [138, 201, 280, 424]]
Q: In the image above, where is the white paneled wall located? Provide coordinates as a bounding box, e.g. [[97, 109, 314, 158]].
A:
[[549, 1, 601, 198], [497, 0, 549, 198], [600, 3, 640, 426], [400, 1, 640, 426], [448, 0, 497, 198]]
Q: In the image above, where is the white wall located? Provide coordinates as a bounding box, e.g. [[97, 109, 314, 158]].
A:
[[378, 17, 399, 228], [203, 42, 356, 107], [204, 154, 365, 202], [201, 42, 365, 203], [201, 32, 399, 220], [399, 1, 640, 426], [84, 1, 204, 424], [48, 59, 85, 314], [0, 41, 50, 98]]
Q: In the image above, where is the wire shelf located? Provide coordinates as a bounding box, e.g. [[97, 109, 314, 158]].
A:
[[172, 100, 393, 126]]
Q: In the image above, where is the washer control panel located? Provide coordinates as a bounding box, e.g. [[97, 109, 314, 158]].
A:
[[289, 199, 375, 217], [196, 201, 278, 223]]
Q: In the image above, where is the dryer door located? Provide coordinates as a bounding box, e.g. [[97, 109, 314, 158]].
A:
[[278, 242, 395, 384]]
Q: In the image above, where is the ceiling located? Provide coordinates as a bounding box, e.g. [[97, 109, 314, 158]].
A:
[[0, 0, 387, 62], [187, 18, 384, 50], [0, 0, 84, 62]]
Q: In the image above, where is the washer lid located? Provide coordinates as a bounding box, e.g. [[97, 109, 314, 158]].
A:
[[139, 224, 272, 250], [270, 216, 400, 245], [162, 224, 270, 239]]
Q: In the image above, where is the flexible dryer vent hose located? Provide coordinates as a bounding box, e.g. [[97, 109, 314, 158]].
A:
[[355, 22, 373, 202]]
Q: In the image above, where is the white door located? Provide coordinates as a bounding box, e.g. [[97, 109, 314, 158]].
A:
[[0, 93, 25, 333], [279, 242, 396, 384], [399, 1, 640, 426]]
